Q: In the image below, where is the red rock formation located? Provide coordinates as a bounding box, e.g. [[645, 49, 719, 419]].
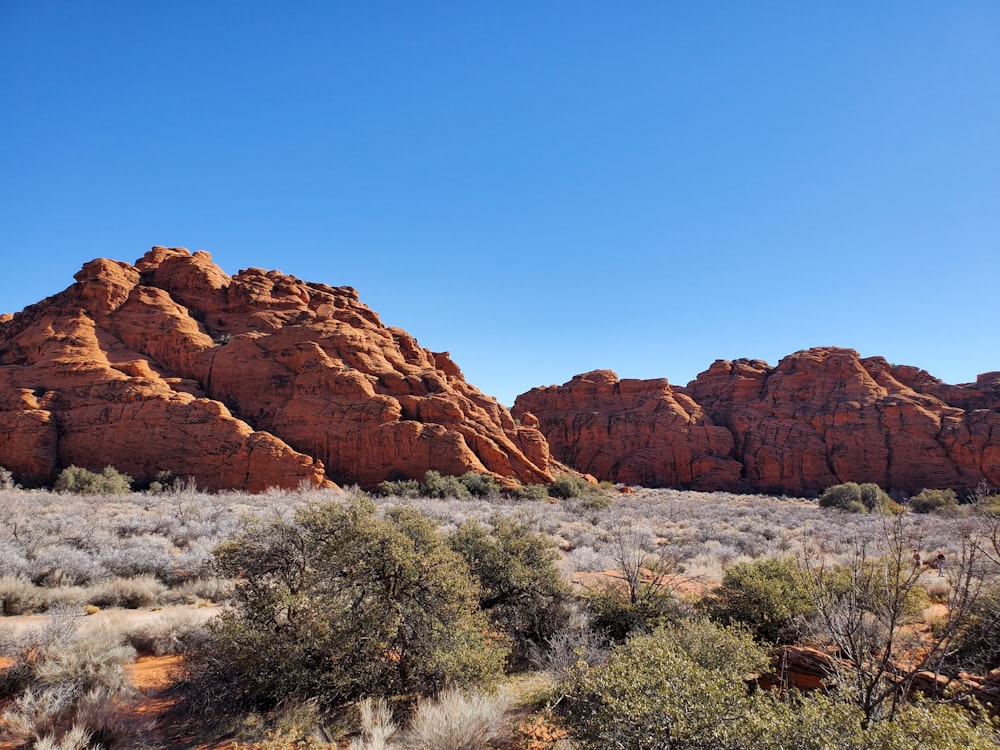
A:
[[0, 247, 555, 491], [515, 348, 1000, 495], [513, 370, 742, 490]]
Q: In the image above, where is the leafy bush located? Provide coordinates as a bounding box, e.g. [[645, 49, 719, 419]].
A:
[[588, 582, 683, 641], [456, 471, 500, 498], [419, 470, 471, 499], [561, 620, 770, 749], [449, 514, 572, 667], [373, 478, 421, 498], [183, 497, 506, 719], [702, 556, 816, 644], [909, 488, 959, 514], [547, 475, 597, 500], [503, 483, 550, 501], [949, 582, 1000, 674], [54, 466, 133, 495], [819, 482, 898, 513]]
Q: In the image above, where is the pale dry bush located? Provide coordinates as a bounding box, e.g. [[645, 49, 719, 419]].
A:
[[402, 687, 513, 750], [350, 697, 399, 750], [0, 611, 137, 746], [122, 611, 211, 655]]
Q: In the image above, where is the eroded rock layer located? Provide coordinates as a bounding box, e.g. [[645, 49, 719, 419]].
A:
[[0, 247, 554, 491], [514, 348, 1000, 495]]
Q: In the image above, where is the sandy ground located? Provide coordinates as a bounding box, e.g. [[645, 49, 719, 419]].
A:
[[0, 602, 224, 638]]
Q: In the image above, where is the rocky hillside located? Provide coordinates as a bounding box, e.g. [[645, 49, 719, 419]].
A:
[[513, 347, 1000, 495], [0, 247, 554, 491]]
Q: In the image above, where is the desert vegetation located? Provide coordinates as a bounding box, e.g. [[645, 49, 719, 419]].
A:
[[2, 473, 1000, 747]]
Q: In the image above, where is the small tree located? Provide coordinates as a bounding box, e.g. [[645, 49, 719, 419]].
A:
[[703, 556, 816, 644], [185, 497, 506, 718], [588, 517, 685, 639], [449, 514, 571, 667], [798, 514, 994, 728]]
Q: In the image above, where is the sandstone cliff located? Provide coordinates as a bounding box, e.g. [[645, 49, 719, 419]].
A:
[[0, 247, 554, 491], [514, 347, 1000, 495]]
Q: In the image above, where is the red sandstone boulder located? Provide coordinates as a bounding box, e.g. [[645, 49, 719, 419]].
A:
[[515, 348, 999, 495], [0, 247, 555, 491]]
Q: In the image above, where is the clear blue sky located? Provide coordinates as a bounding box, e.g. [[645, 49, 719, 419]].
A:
[[2, 2, 998, 406]]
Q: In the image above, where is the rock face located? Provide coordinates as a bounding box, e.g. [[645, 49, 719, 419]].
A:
[[0, 247, 555, 491], [514, 348, 1000, 495], [512, 370, 742, 490]]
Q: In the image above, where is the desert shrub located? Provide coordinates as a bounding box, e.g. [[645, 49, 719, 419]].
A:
[[54, 466, 133, 495], [818, 482, 901, 514], [182, 497, 506, 721], [123, 613, 211, 656], [146, 470, 183, 494], [85, 575, 167, 609], [449, 514, 572, 667], [350, 697, 398, 750], [547, 475, 596, 500], [403, 687, 512, 750], [949, 582, 1000, 674], [503, 483, 549, 501], [748, 691, 1000, 750], [560, 620, 769, 749], [456, 471, 499, 498], [373, 478, 422, 498], [0, 466, 18, 490], [702, 556, 816, 644], [0, 574, 50, 615], [588, 582, 684, 641], [909, 488, 959, 514], [0, 612, 136, 747], [419, 470, 471, 499], [819, 482, 867, 513]]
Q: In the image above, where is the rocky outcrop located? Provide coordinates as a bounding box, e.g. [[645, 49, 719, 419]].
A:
[[514, 348, 1000, 495], [513, 370, 742, 491], [0, 247, 555, 491]]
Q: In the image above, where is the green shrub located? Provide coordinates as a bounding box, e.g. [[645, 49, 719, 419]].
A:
[[561, 620, 769, 750], [819, 482, 865, 512], [547, 475, 597, 500], [420, 470, 471, 499], [949, 582, 1000, 674], [589, 582, 683, 641], [184, 498, 506, 719], [819, 482, 898, 513], [53, 466, 133, 495], [503, 483, 550, 501], [457, 471, 500, 498], [449, 514, 572, 667], [909, 488, 959, 514], [372, 478, 421, 498], [702, 556, 816, 644]]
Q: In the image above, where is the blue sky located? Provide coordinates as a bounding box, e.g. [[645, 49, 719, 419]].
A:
[[2, 2, 998, 406]]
